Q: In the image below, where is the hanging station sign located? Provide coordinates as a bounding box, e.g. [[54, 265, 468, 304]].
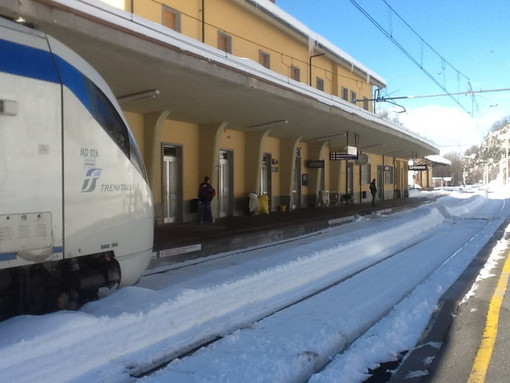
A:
[[409, 164, 428, 171], [329, 146, 358, 160]]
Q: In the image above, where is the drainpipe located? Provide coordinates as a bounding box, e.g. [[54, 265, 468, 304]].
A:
[[201, 0, 205, 43], [309, 53, 325, 86]]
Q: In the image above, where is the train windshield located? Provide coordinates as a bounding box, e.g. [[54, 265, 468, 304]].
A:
[[85, 80, 148, 180], [52, 52, 148, 180]]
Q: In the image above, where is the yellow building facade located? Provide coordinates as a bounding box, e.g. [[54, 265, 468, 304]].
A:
[[102, 0, 412, 223]]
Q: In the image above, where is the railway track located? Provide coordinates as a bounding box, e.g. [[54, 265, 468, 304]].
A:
[[131, 233, 436, 379], [128, 203, 505, 382], [2, 193, 506, 383]]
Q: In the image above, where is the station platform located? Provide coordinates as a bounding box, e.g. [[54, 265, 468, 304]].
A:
[[390, 218, 510, 383], [152, 196, 432, 268]]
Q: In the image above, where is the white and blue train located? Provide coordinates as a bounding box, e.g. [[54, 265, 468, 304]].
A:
[[0, 17, 154, 317]]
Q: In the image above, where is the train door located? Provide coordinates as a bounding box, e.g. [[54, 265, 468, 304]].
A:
[[162, 145, 182, 223], [0, 26, 63, 263], [218, 150, 233, 218], [292, 151, 302, 209], [261, 154, 272, 211]]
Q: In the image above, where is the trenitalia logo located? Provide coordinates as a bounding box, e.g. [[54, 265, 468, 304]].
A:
[[81, 168, 102, 192]]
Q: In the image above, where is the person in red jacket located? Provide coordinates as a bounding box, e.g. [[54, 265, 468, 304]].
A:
[[198, 176, 216, 223]]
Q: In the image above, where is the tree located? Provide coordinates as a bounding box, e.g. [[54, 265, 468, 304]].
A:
[[465, 145, 479, 156], [490, 115, 510, 132], [433, 152, 464, 185]]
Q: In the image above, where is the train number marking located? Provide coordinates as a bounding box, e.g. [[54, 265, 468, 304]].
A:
[[80, 148, 99, 157]]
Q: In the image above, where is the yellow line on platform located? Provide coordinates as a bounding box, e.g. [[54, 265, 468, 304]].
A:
[[467, 250, 510, 383]]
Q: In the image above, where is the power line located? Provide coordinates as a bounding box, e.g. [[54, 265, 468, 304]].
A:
[[347, 0, 473, 114], [370, 87, 510, 102], [379, 0, 479, 114], [380, 0, 469, 83]]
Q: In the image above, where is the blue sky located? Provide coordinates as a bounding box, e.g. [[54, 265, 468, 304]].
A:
[[276, 0, 510, 153]]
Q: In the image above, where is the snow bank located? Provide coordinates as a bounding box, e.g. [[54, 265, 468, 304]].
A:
[[0, 189, 508, 383]]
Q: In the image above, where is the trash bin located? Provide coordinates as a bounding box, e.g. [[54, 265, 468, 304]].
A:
[[258, 195, 269, 214], [362, 191, 367, 199], [190, 198, 200, 213], [249, 193, 258, 213], [319, 190, 329, 207]]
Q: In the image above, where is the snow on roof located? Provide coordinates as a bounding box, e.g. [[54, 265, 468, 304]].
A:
[[244, 0, 386, 86], [425, 155, 452, 165], [45, 0, 434, 149]]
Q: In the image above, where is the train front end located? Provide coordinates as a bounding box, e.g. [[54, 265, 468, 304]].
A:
[[0, 17, 153, 316]]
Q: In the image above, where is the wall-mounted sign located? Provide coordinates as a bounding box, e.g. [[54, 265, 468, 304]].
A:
[[409, 164, 428, 171], [307, 160, 325, 168]]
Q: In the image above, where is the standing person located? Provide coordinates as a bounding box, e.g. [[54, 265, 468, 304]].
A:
[[369, 178, 377, 207], [198, 176, 216, 223]]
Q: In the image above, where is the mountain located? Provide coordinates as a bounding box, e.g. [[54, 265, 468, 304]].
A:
[[462, 119, 510, 185]]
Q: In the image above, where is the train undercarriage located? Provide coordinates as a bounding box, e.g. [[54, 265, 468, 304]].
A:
[[0, 252, 121, 320]]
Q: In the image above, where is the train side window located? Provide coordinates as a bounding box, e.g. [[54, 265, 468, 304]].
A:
[[129, 133, 148, 180]]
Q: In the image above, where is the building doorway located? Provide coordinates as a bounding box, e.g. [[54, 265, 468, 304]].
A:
[[346, 161, 354, 197], [292, 150, 302, 209], [261, 153, 272, 211], [377, 165, 384, 200], [162, 145, 182, 223], [218, 150, 233, 218]]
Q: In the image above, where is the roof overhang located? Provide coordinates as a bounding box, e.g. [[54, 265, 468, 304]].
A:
[[424, 155, 452, 166], [0, 0, 439, 158]]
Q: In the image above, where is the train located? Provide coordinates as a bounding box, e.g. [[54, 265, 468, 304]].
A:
[[0, 17, 154, 318]]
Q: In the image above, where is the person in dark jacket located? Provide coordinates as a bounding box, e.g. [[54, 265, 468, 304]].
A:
[[369, 178, 377, 207], [198, 176, 215, 223]]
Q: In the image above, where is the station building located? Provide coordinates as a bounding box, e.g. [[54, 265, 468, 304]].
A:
[[0, 0, 439, 224]]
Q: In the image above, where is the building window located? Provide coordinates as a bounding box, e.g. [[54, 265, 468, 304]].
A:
[[316, 77, 324, 91], [385, 166, 394, 184], [162, 6, 181, 32], [259, 50, 271, 69], [218, 31, 232, 53], [341, 87, 349, 101], [291, 65, 301, 82], [351, 91, 357, 104]]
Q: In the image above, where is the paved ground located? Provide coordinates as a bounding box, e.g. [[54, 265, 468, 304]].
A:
[[389, 219, 510, 383], [152, 196, 432, 267]]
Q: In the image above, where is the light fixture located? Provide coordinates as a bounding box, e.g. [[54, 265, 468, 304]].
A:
[[359, 143, 386, 150], [117, 89, 160, 104], [312, 132, 346, 142], [250, 119, 288, 129]]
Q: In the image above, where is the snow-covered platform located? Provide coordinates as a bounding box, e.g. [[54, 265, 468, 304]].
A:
[[152, 196, 432, 268]]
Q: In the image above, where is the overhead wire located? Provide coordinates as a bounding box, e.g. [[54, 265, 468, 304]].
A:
[[347, 0, 473, 114], [380, 0, 478, 112]]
